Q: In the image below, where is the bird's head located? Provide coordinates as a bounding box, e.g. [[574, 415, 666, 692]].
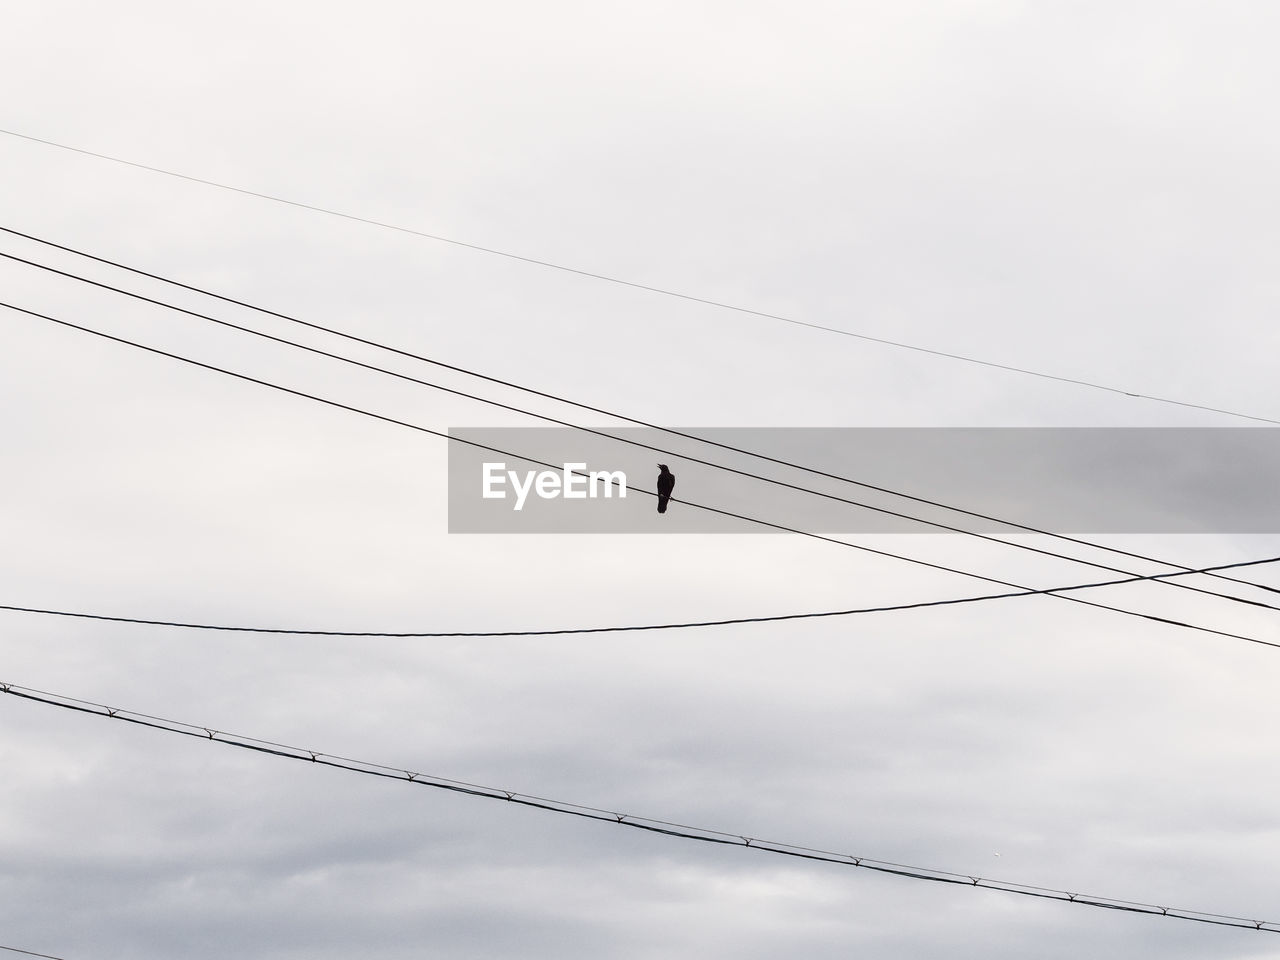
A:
[[657, 463, 668, 472]]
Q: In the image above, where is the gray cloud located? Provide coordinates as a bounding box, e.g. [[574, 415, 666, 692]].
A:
[[3, 2, 1280, 958]]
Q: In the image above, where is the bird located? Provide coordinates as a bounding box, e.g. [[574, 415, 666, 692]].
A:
[[656, 464, 676, 514]]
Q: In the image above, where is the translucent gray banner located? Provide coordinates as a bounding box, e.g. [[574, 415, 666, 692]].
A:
[[446, 428, 1280, 533]]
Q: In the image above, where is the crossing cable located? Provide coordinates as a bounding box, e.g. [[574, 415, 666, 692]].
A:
[[2, 557, 1277, 639], [0, 680, 1275, 935], [5, 225, 1269, 601], [2, 128, 1276, 428], [3, 298, 1277, 651], [2, 238, 1277, 610]]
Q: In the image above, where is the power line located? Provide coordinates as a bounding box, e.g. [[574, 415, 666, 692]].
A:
[[1, 680, 1273, 935], [0, 946, 69, 960], [3, 298, 1275, 650], [7, 223, 1270, 600], [3, 231, 1276, 609], [2, 128, 1275, 427], [2, 557, 1277, 639], [6, 251, 1276, 614]]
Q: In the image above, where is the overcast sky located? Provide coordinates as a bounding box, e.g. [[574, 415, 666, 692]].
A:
[[3, 2, 1280, 958]]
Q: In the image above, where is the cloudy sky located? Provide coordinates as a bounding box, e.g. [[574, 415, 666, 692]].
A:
[[3, 2, 1280, 957]]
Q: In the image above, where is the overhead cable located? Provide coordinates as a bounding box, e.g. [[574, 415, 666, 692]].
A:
[[2, 235, 1276, 611], [2, 298, 1276, 651], [0, 946, 69, 960], [2, 557, 1277, 639], [1, 680, 1274, 935], [1, 130, 1275, 427]]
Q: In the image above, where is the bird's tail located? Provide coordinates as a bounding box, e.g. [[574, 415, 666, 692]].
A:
[[657, 496, 669, 514]]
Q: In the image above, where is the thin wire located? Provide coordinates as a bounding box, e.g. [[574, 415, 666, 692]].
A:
[[6, 246, 1275, 615], [1, 680, 1274, 934], [4, 298, 1276, 650], [0, 946, 69, 960], [2, 128, 1276, 427], [4, 230, 1277, 604], [2, 557, 1276, 638]]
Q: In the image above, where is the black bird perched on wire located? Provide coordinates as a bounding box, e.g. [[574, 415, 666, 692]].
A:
[[656, 464, 676, 514]]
